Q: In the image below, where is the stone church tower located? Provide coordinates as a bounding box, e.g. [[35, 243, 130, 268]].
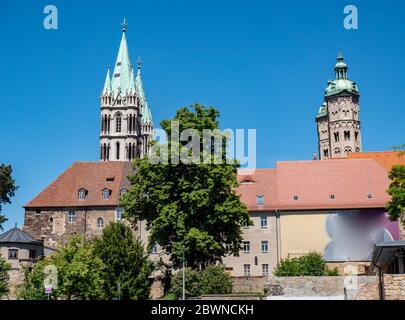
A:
[[316, 51, 362, 160], [100, 19, 153, 161]]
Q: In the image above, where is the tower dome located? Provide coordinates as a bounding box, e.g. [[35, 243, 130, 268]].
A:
[[325, 50, 359, 97]]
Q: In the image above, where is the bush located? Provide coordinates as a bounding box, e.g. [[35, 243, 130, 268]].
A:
[[274, 252, 338, 276], [199, 265, 232, 294], [170, 265, 232, 299], [170, 268, 202, 298]]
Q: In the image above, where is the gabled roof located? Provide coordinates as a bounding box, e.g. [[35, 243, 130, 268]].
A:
[[24, 158, 392, 212], [24, 162, 133, 208], [0, 227, 42, 244]]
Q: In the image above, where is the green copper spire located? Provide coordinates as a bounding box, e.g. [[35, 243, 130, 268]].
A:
[[102, 66, 111, 94], [325, 50, 359, 97], [334, 49, 348, 80], [111, 18, 132, 95], [135, 57, 153, 124]]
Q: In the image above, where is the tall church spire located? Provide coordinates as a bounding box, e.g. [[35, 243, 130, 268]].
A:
[[111, 18, 132, 94], [100, 19, 153, 161]]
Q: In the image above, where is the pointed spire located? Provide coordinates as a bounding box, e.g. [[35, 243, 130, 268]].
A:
[[111, 19, 132, 95], [122, 17, 127, 32], [103, 66, 111, 94], [135, 57, 152, 124]]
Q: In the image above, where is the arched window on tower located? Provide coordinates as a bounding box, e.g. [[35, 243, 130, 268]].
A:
[[128, 143, 132, 161], [344, 131, 351, 141], [334, 148, 341, 157], [116, 142, 120, 160], [115, 113, 122, 133], [334, 132, 340, 142]]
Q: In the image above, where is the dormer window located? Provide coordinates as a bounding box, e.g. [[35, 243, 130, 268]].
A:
[[102, 188, 111, 199], [330, 194, 336, 200], [78, 188, 87, 200], [256, 195, 264, 205], [293, 195, 299, 201], [106, 177, 115, 182], [367, 193, 373, 199], [120, 188, 128, 197]]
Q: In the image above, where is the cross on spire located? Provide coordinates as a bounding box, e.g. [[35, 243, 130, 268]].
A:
[[122, 17, 127, 32]]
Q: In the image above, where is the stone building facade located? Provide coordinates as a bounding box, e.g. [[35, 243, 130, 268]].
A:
[[100, 19, 153, 162], [316, 51, 362, 160]]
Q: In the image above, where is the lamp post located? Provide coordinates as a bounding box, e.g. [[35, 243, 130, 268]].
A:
[[182, 243, 185, 300]]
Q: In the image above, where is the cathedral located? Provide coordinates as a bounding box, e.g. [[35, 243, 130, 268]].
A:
[[100, 19, 153, 161], [19, 21, 404, 286], [316, 51, 362, 160]]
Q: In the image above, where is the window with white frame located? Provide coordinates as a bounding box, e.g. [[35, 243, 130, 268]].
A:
[[262, 264, 269, 276], [256, 195, 264, 205], [261, 240, 269, 253], [97, 217, 104, 228], [260, 215, 267, 228], [115, 208, 123, 222], [102, 188, 111, 199], [68, 210, 76, 223], [243, 241, 251, 253], [78, 188, 87, 200], [243, 264, 251, 276]]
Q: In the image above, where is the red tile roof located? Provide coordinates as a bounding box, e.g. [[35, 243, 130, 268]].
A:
[[275, 159, 390, 210], [25, 162, 133, 208], [25, 158, 392, 212], [237, 169, 278, 211], [347, 151, 405, 171]]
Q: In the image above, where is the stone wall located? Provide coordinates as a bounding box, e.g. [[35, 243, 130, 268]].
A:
[[232, 276, 268, 294], [383, 274, 405, 300], [231, 275, 378, 300], [24, 207, 117, 248]]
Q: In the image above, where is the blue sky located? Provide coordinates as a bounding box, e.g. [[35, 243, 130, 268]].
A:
[[0, 0, 404, 230]]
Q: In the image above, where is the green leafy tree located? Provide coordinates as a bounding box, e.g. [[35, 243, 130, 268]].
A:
[[121, 104, 250, 269], [53, 235, 106, 300], [274, 252, 338, 276], [0, 164, 18, 230], [18, 237, 105, 300], [387, 165, 405, 225], [94, 222, 154, 300], [17, 260, 48, 300], [0, 256, 11, 298]]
